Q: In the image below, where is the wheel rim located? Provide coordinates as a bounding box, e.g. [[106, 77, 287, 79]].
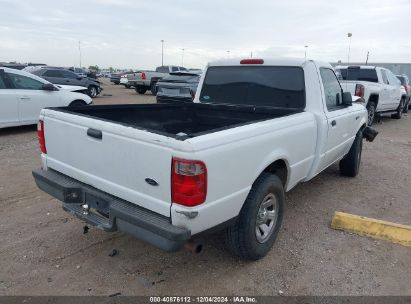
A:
[[255, 193, 278, 243]]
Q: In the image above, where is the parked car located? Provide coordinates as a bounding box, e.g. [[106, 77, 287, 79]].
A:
[[0, 67, 92, 129], [32, 58, 377, 260], [396, 74, 410, 112], [68, 67, 88, 78], [156, 71, 202, 103], [110, 72, 130, 85], [120, 73, 135, 88], [31, 67, 102, 98], [335, 66, 406, 125], [128, 65, 188, 95]]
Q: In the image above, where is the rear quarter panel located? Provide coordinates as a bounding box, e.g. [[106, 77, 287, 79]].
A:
[[171, 112, 317, 234]]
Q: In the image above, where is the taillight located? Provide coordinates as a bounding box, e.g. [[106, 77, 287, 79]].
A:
[[355, 84, 364, 97], [141, 72, 146, 80], [240, 59, 264, 64], [171, 158, 207, 207], [37, 120, 47, 154], [189, 89, 195, 100], [404, 84, 409, 93]]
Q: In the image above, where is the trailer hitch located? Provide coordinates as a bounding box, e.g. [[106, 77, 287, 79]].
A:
[[363, 126, 378, 142]]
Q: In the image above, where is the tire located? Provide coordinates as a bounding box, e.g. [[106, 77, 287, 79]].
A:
[[225, 173, 284, 260], [339, 130, 363, 177], [150, 82, 157, 96], [69, 100, 87, 107], [366, 102, 376, 126], [87, 85, 98, 98], [392, 98, 404, 119], [135, 86, 147, 94], [403, 98, 409, 113], [125, 84, 131, 89]]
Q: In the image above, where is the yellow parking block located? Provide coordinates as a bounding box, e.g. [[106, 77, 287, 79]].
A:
[[331, 211, 411, 247]]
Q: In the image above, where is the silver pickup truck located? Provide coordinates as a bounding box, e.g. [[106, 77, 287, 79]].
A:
[[128, 65, 188, 95]]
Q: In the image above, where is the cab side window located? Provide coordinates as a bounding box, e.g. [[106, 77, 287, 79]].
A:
[[320, 68, 343, 111], [61, 70, 77, 79], [381, 70, 389, 84], [44, 70, 63, 78], [6, 72, 44, 90]]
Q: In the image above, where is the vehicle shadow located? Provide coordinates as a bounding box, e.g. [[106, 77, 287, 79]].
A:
[[0, 124, 37, 136]]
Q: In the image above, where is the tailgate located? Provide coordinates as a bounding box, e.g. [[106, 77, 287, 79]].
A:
[[42, 110, 174, 217]]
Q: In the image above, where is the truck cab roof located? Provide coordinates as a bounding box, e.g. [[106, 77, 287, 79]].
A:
[[207, 58, 331, 68]]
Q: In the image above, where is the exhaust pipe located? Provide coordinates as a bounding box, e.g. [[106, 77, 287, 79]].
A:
[[184, 240, 203, 254]]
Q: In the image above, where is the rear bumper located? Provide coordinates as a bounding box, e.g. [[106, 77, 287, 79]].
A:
[[32, 168, 191, 252]]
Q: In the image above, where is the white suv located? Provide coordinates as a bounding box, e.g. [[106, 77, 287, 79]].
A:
[[0, 67, 92, 129]]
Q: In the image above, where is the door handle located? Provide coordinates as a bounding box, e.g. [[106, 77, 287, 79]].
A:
[[331, 120, 337, 126], [87, 128, 102, 140], [20, 96, 30, 100]]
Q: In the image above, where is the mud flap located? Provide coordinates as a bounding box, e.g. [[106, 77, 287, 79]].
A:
[[363, 126, 378, 142]]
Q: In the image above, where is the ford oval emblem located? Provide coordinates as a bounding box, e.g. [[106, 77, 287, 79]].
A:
[[145, 178, 159, 186]]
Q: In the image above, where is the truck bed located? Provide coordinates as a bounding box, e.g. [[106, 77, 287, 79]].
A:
[[54, 103, 302, 140]]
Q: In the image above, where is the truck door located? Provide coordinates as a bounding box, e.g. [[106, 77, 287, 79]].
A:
[[386, 70, 402, 110], [379, 69, 392, 111], [319, 68, 358, 170]]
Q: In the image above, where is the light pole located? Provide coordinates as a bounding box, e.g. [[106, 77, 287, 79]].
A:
[[161, 40, 164, 66], [181, 48, 185, 66], [347, 33, 352, 65], [78, 40, 82, 68], [304, 45, 308, 60]]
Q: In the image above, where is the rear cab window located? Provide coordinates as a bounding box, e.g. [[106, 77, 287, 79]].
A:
[[337, 67, 378, 83], [199, 66, 305, 109]]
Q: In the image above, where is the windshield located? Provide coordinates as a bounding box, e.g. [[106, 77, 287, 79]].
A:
[[337, 68, 378, 83], [199, 66, 305, 108]]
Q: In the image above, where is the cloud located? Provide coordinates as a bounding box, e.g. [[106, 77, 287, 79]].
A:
[[0, 0, 410, 68]]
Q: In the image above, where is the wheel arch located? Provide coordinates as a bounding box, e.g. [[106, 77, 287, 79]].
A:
[[255, 158, 289, 189], [368, 94, 379, 107]]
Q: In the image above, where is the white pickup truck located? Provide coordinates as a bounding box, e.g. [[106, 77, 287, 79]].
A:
[[128, 65, 188, 95], [32, 58, 377, 260], [335, 65, 407, 126]]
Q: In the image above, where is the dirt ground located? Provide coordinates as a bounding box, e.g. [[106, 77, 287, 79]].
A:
[[1, 79, 410, 296]]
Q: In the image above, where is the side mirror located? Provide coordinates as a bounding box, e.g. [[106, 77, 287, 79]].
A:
[[342, 92, 353, 106], [77, 76, 83, 80], [42, 83, 57, 91]]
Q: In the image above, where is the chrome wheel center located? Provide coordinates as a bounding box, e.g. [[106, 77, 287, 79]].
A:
[[255, 193, 279, 243]]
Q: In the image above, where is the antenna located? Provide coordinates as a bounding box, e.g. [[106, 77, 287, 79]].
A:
[[365, 51, 370, 65], [346, 33, 353, 92]]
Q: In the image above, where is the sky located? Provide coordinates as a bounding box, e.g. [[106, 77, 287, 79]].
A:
[[0, 0, 410, 70]]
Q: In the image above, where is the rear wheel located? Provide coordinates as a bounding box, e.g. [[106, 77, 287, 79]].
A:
[[366, 102, 376, 126], [392, 98, 404, 119], [135, 86, 147, 94], [339, 130, 363, 177], [69, 100, 87, 107], [225, 173, 284, 260]]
